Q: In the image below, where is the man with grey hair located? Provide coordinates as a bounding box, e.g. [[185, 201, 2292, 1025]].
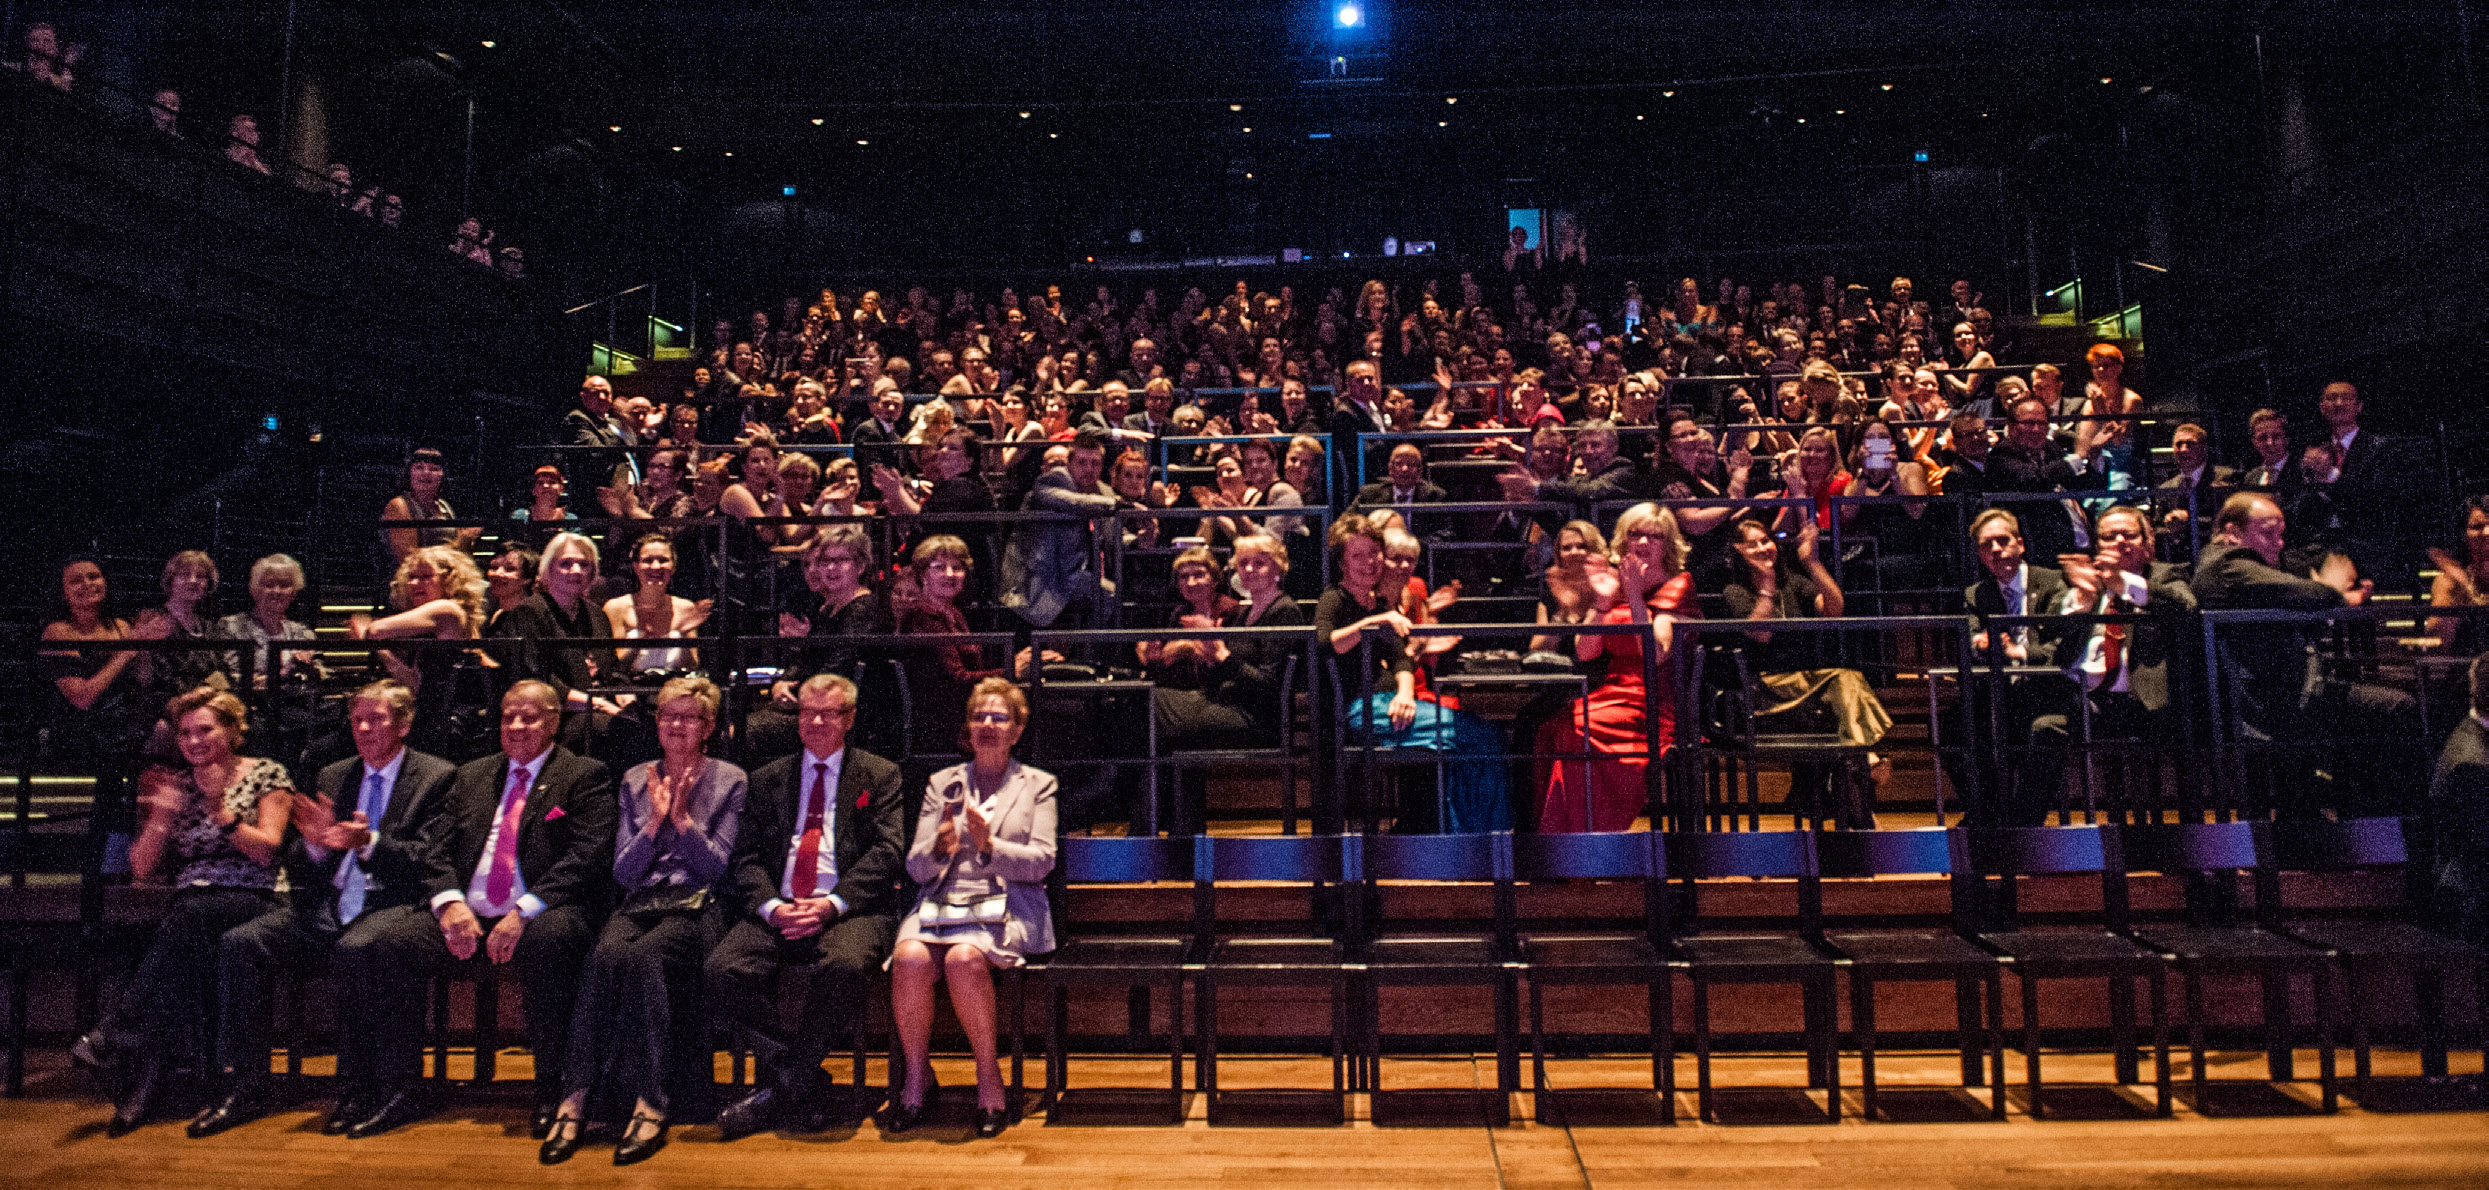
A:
[[334, 680, 616, 1138]]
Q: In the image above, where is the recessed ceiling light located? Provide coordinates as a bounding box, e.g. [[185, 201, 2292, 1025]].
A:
[[2101, 76, 2114, 84], [1242, 126, 1252, 132], [1437, 120, 1446, 127], [1834, 109, 1845, 115], [723, 151, 733, 156], [1661, 90, 1675, 98], [811, 118, 823, 125], [854, 140, 867, 145], [608, 125, 620, 132], [670, 145, 681, 151], [1635, 114, 1644, 120], [1796, 117, 1806, 123], [1244, 172, 1253, 178], [479, 39, 495, 48], [1880, 83, 1894, 91], [1048, 132, 1058, 138], [1444, 96, 1457, 104], [1229, 103, 1242, 112], [1018, 110, 1031, 118]]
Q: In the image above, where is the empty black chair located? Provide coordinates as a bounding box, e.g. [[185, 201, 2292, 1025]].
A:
[[1041, 834, 1197, 1122], [2268, 817, 2487, 1096], [1357, 832, 1518, 1123], [1969, 824, 2173, 1118], [1513, 830, 1675, 1124], [2124, 821, 2337, 1112], [1193, 834, 1354, 1123], [1818, 828, 2006, 1120], [1666, 830, 1843, 1123]]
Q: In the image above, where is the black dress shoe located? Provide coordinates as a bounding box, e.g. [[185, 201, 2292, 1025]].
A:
[[537, 1116, 584, 1166], [713, 1086, 781, 1141], [345, 1088, 432, 1139], [106, 1059, 161, 1137], [104, 1112, 145, 1139], [529, 1103, 560, 1141], [973, 1107, 1009, 1139], [188, 1088, 265, 1138], [320, 1097, 371, 1137], [613, 1114, 668, 1166], [877, 1099, 924, 1134], [69, 1031, 115, 1074]]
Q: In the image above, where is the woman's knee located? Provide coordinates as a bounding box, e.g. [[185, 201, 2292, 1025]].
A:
[[942, 943, 992, 981], [890, 938, 938, 976]]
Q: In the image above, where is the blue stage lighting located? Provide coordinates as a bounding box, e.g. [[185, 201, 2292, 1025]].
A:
[[1335, 4, 1362, 29]]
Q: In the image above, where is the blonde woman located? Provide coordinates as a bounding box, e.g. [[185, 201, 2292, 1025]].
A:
[[1535, 503, 1698, 832], [351, 545, 487, 757]]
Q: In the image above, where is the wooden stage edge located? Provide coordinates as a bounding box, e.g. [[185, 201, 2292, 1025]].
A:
[[8, 1049, 2488, 1189]]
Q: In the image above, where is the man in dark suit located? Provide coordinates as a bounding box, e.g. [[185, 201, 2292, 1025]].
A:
[[563, 374, 637, 491], [847, 384, 911, 476], [704, 674, 908, 1138], [1000, 432, 1121, 629], [2153, 422, 2235, 559], [1351, 443, 1450, 513], [1328, 359, 1392, 506], [1944, 508, 2080, 826], [1984, 395, 2109, 566], [2191, 491, 2418, 817], [331, 680, 616, 1138], [189, 681, 457, 1138], [2030, 505, 2201, 799], [2316, 381, 2398, 583], [2429, 654, 2489, 945], [1119, 377, 1179, 441]]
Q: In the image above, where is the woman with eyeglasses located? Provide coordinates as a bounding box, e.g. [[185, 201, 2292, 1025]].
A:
[[883, 678, 1056, 1139]]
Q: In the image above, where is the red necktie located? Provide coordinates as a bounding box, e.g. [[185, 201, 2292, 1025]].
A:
[[790, 762, 828, 898], [484, 766, 529, 908], [2098, 594, 2126, 683]]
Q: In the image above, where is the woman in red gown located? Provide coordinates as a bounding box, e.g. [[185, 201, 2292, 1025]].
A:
[[1536, 502, 1699, 832]]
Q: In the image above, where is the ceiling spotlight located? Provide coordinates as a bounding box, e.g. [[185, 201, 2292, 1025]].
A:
[[811, 118, 823, 125], [607, 124, 621, 132], [1335, 4, 1361, 29], [1229, 103, 1242, 112], [1834, 109, 1845, 115], [1635, 114, 1644, 120], [723, 151, 734, 156], [1242, 126, 1252, 132], [1049, 132, 1059, 138], [479, 39, 495, 48], [1444, 96, 1458, 104], [670, 145, 682, 152], [1661, 89, 1675, 98], [1244, 172, 1252, 179], [1437, 120, 1446, 127], [1796, 117, 1806, 123], [2100, 76, 2113, 84], [854, 140, 867, 146], [1880, 83, 1894, 91], [1018, 110, 1031, 118]]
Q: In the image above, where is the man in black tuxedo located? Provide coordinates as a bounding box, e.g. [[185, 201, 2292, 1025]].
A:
[[2029, 505, 2201, 803], [705, 674, 908, 1138], [189, 681, 457, 1138], [1984, 395, 2108, 566], [847, 384, 910, 476], [1351, 443, 1450, 515], [2153, 422, 2235, 559], [331, 680, 615, 1139], [1328, 359, 1392, 506], [2429, 655, 2489, 945], [2316, 381, 2398, 582], [1944, 508, 2079, 826]]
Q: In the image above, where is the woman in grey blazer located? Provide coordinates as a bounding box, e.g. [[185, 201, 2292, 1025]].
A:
[[883, 677, 1057, 1138]]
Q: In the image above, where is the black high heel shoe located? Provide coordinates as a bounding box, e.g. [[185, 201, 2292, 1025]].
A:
[[613, 1113, 668, 1166], [974, 1106, 1009, 1139], [105, 1057, 161, 1137], [536, 1114, 584, 1165]]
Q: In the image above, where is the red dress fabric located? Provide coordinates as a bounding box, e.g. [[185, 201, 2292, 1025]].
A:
[[1535, 571, 1698, 832]]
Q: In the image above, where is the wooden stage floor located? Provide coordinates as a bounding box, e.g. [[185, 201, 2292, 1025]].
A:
[[9, 1045, 2487, 1189]]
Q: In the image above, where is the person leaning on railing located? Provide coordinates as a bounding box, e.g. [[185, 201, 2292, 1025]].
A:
[[352, 544, 489, 762]]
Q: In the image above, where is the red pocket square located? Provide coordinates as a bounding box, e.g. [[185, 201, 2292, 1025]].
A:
[[543, 806, 566, 821], [856, 792, 870, 809]]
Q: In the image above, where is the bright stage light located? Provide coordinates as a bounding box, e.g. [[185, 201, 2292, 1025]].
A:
[[1335, 4, 1362, 28]]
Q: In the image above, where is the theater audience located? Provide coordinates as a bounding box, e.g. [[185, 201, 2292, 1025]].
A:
[[1001, 432, 1120, 628], [886, 678, 1056, 1139], [2241, 407, 2295, 490], [1844, 418, 1935, 593], [492, 532, 629, 758], [225, 114, 271, 175], [1946, 509, 2077, 826], [541, 675, 744, 1166], [2426, 496, 2489, 655], [484, 544, 539, 628], [1536, 503, 1696, 832], [508, 464, 579, 545], [81, 687, 292, 1136]]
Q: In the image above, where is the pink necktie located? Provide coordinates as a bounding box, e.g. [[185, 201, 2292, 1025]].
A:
[[484, 766, 529, 908]]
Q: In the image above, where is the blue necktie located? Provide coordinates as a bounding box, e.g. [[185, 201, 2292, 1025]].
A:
[[336, 771, 383, 924]]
